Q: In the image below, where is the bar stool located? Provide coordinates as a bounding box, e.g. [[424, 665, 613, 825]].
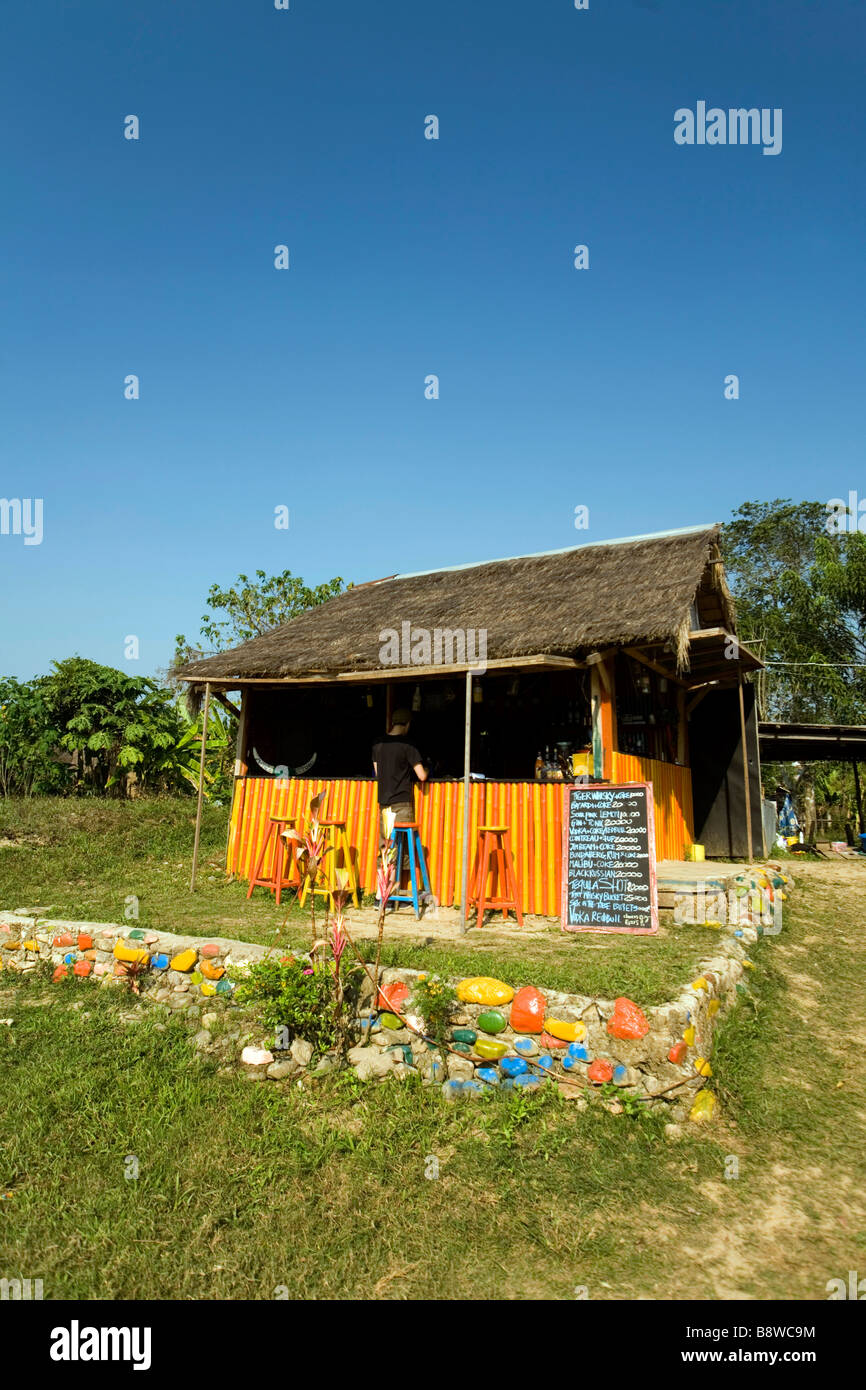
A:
[[298, 819, 361, 911], [246, 815, 300, 906], [465, 824, 524, 929], [388, 821, 432, 920]]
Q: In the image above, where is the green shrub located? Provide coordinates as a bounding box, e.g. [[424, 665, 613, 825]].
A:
[[233, 956, 361, 1053]]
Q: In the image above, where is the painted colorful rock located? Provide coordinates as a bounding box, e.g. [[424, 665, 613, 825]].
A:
[[128, 929, 146, 941], [377, 980, 409, 1013], [379, 1011, 403, 1031], [452, 1028, 477, 1046], [668, 1041, 688, 1065], [509, 986, 546, 1034], [456, 977, 514, 1006], [476, 1067, 500, 1086], [144, 933, 159, 945], [513, 1073, 540, 1088], [93, 962, 109, 977], [689, 1089, 716, 1123], [694, 1056, 712, 1077], [500, 1056, 528, 1078], [200, 982, 217, 997], [561, 1055, 582, 1071], [587, 1059, 614, 1085], [683, 1025, 696, 1047], [200, 943, 220, 958], [451, 1042, 472, 1056], [114, 942, 149, 965], [151, 953, 169, 971], [536, 1054, 554, 1071], [3, 941, 20, 950], [708, 999, 720, 1016], [474, 1038, 508, 1061], [215, 978, 233, 995], [612, 1064, 628, 1083], [190, 971, 203, 984], [200, 960, 225, 980], [53, 933, 74, 948], [540, 1032, 569, 1050], [691, 976, 709, 992], [169, 949, 197, 973], [52, 965, 68, 982], [83, 949, 97, 960], [606, 997, 650, 1040], [566, 1042, 590, 1061], [23, 940, 39, 952], [477, 1009, 507, 1034], [64, 953, 76, 965], [544, 1018, 585, 1043], [113, 963, 128, 977], [73, 960, 92, 978]]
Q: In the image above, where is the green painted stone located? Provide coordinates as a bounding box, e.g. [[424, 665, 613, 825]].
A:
[[128, 929, 146, 940], [477, 1009, 507, 1035], [379, 1011, 403, 1031], [474, 1037, 508, 1061], [215, 977, 233, 994], [190, 971, 203, 984], [452, 1027, 477, 1045], [451, 1041, 472, 1055]]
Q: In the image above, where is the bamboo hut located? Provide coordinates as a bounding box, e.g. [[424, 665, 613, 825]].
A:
[[176, 523, 763, 910]]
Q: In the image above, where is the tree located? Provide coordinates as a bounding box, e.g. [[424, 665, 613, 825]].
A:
[[721, 500, 866, 723], [174, 568, 346, 663]]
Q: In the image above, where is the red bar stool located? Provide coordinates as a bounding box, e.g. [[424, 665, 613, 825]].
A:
[[246, 815, 300, 905], [465, 824, 524, 929], [298, 819, 361, 911]]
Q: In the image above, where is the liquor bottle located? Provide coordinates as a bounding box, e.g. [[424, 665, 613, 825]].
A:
[[534, 751, 544, 780]]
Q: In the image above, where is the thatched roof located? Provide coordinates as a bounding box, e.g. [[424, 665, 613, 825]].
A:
[[176, 524, 736, 685]]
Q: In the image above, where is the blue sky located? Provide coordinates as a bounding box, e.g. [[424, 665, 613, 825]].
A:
[[1, 0, 863, 680]]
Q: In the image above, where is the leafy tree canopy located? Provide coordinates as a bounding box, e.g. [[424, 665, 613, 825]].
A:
[[174, 569, 346, 664]]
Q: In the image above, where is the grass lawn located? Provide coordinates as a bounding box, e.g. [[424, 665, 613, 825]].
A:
[[0, 859, 864, 1300], [0, 797, 723, 1003]]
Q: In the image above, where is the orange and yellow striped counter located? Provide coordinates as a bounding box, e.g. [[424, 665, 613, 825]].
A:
[[227, 755, 694, 916]]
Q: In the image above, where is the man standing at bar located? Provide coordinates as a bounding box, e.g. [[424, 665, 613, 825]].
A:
[[372, 707, 428, 845]]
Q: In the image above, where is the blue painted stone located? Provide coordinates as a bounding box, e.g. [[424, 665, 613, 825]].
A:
[[151, 953, 170, 970], [514, 1037, 538, 1056], [513, 1073, 540, 1088], [500, 1056, 528, 1078], [431, 1060, 444, 1080], [476, 1067, 500, 1086], [566, 1043, 589, 1061], [536, 1054, 554, 1070], [401, 1045, 413, 1065], [463, 1081, 484, 1095], [215, 977, 233, 994], [64, 952, 76, 964], [561, 1055, 577, 1071], [734, 930, 744, 938], [442, 1080, 466, 1100], [359, 1016, 381, 1032], [613, 1065, 628, 1082]]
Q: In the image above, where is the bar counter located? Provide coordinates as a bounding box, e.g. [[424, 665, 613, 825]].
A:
[[227, 755, 694, 916]]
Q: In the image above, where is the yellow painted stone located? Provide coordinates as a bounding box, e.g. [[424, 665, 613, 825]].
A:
[[683, 1025, 696, 1047], [200, 981, 217, 997], [170, 949, 198, 973], [23, 940, 39, 952], [3, 941, 20, 950], [708, 999, 720, 1016], [694, 1056, 712, 1077], [742, 959, 755, 971], [113, 942, 150, 965], [456, 976, 514, 1006], [200, 960, 225, 980], [689, 1089, 716, 1123], [544, 1018, 585, 1042], [691, 976, 709, 992]]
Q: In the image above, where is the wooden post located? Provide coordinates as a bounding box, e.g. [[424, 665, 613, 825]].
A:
[[459, 670, 472, 932], [590, 664, 604, 778], [676, 686, 688, 765], [737, 672, 753, 863], [226, 688, 248, 874], [190, 682, 211, 892], [853, 760, 863, 835]]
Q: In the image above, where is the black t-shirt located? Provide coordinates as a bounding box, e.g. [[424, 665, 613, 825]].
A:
[[372, 734, 423, 807]]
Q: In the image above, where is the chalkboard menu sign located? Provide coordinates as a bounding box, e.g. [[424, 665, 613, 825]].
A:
[[561, 782, 658, 934]]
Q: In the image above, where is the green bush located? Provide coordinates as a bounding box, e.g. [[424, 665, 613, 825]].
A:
[[233, 956, 361, 1053]]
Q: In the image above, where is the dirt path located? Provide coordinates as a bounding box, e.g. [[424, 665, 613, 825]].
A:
[[642, 861, 866, 1300]]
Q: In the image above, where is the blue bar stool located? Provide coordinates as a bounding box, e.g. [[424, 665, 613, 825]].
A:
[[389, 821, 432, 919]]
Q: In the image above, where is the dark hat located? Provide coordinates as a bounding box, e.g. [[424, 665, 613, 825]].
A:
[[391, 707, 411, 726]]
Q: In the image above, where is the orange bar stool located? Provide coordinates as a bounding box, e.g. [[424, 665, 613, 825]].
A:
[[246, 815, 300, 905], [465, 824, 524, 929], [298, 819, 361, 911], [389, 821, 432, 919]]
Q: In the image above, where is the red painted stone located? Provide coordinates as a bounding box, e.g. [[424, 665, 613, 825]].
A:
[[587, 1059, 614, 1084], [540, 1031, 568, 1050], [73, 960, 92, 977], [77, 934, 93, 951], [377, 980, 410, 1013], [668, 1040, 688, 1065], [52, 965, 68, 982], [509, 986, 546, 1034], [200, 943, 220, 959], [606, 997, 650, 1041], [53, 933, 74, 948]]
